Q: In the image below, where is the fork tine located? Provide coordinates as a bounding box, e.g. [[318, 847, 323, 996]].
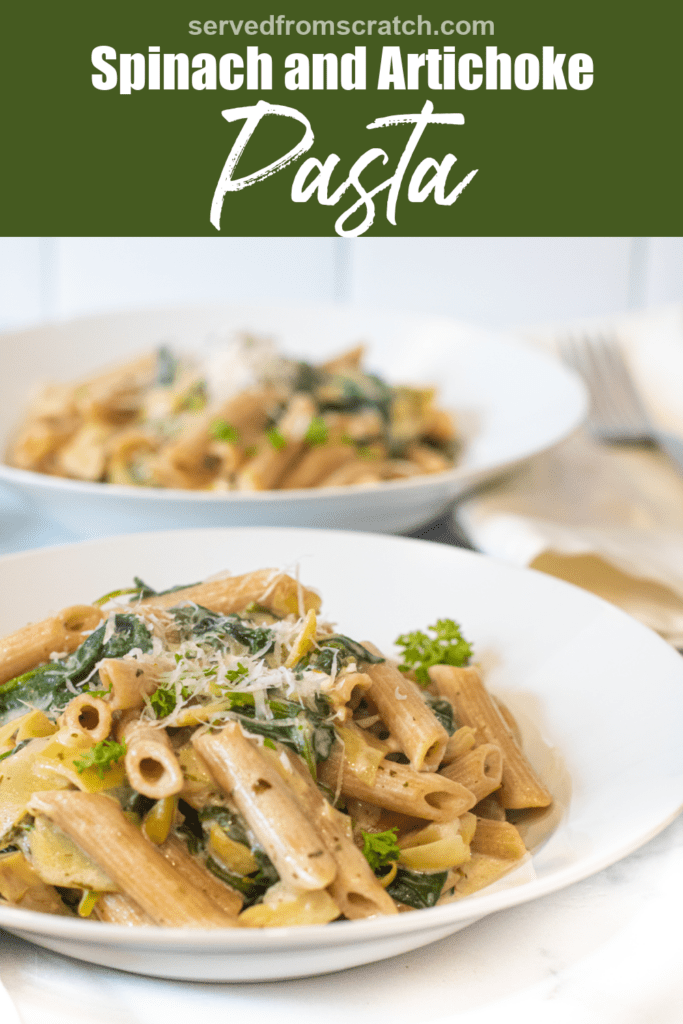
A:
[[597, 335, 651, 431], [559, 333, 651, 443]]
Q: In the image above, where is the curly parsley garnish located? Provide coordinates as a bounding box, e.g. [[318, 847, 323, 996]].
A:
[[73, 739, 127, 779], [149, 688, 177, 719], [361, 828, 401, 873], [395, 619, 472, 685]]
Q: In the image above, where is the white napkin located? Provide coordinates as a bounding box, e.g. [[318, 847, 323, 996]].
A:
[[457, 304, 683, 647]]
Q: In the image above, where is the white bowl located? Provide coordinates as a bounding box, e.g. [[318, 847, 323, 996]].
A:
[[0, 303, 586, 535], [0, 527, 681, 982]]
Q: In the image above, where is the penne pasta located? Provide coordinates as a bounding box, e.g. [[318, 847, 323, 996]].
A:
[[429, 665, 552, 810], [27, 790, 238, 928], [94, 891, 155, 926], [192, 723, 337, 891], [439, 744, 503, 803], [60, 694, 113, 744], [98, 658, 164, 711], [318, 746, 477, 822], [362, 642, 448, 771], [140, 568, 321, 617], [118, 720, 184, 800], [0, 604, 103, 685]]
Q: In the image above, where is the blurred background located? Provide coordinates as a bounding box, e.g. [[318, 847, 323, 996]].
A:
[[1, 237, 682, 332]]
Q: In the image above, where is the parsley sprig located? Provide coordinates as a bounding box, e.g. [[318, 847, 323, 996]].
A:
[[395, 619, 472, 685], [73, 739, 127, 779], [361, 828, 401, 873]]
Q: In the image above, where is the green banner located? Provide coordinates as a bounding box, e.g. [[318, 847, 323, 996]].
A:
[[2, 0, 680, 236]]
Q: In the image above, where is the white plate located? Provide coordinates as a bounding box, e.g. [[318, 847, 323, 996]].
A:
[[0, 303, 586, 535], [0, 527, 681, 982]]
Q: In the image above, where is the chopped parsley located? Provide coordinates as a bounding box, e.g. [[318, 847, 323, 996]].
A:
[[266, 426, 287, 451], [149, 687, 178, 719], [304, 417, 329, 446], [211, 420, 240, 444], [73, 739, 127, 779], [361, 828, 400, 873], [224, 662, 249, 684], [395, 619, 472, 686]]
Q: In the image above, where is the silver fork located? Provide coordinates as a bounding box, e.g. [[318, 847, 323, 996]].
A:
[[560, 334, 683, 476]]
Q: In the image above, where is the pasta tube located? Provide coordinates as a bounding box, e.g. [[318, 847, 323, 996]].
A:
[[280, 444, 357, 489], [192, 723, 337, 891], [98, 658, 163, 711], [94, 892, 155, 926], [159, 834, 243, 916], [26, 790, 238, 927], [318, 747, 476, 822], [237, 394, 317, 491], [140, 568, 321, 617], [60, 694, 113, 744], [362, 642, 448, 771], [118, 720, 184, 800], [281, 751, 398, 919], [0, 605, 103, 685], [428, 665, 552, 810], [439, 744, 503, 803]]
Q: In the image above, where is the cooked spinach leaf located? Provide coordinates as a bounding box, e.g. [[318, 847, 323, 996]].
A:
[[297, 634, 384, 675], [0, 613, 152, 727], [230, 696, 335, 774], [423, 694, 457, 736], [170, 605, 274, 656], [386, 868, 449, 909], [198, 806, 280, 906], [0, 738, 31, 763], [205, 850, 279, 906]]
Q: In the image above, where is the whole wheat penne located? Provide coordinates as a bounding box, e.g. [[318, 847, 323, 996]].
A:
[[428, 665, 552, 809], [439, 744, 503, 802], [405, 443, 452, 474], [321, 671, 373, 721], [237, 394, 317, 491], [280, 444, 357, 489], [27, 790, 238, 928], [318, 746, 476, 822], [361, 642, 448, 771], [0, 604, 104, 685], [94, 891, 155, 926], [98, 658, 164, 711], [119, 720, 184, 799], [159, 834, 243, 916], [281, 751, 397, 919], [193, 723, 337, 891], [441, 725, 477, 765], [60, 694, 113, 744], [140, 568, 321, 617]]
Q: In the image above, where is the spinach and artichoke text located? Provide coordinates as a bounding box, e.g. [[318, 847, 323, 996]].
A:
[[91, 45, 594, 237]]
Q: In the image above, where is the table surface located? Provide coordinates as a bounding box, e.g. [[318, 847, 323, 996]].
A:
[[1, 484, 682, 1024]]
